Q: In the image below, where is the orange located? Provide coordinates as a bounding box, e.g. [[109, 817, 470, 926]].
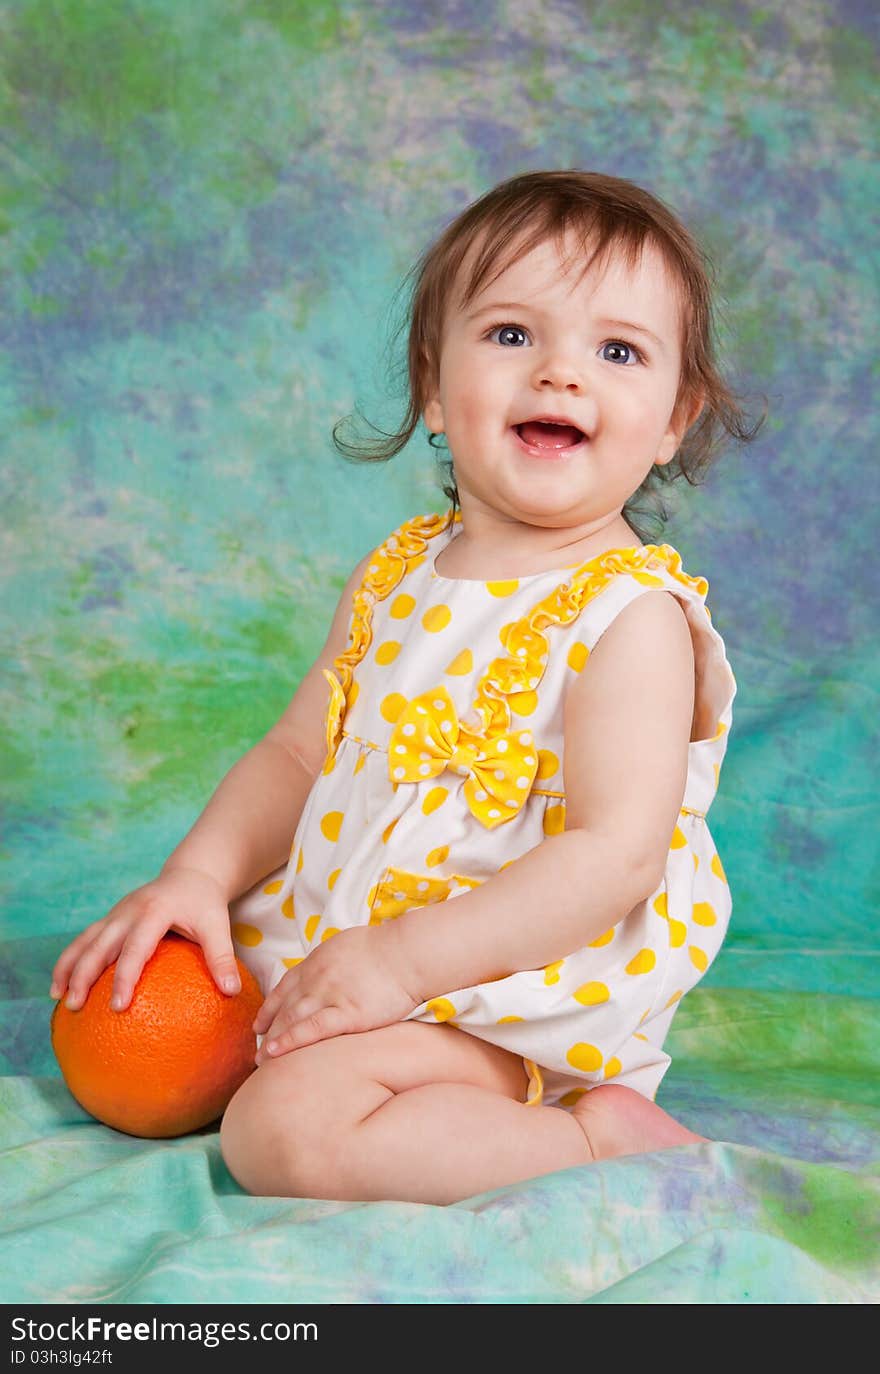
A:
[[50, 933, 264, 1138]]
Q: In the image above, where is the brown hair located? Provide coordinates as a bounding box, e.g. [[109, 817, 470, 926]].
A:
[[332, 169, 766, 541]]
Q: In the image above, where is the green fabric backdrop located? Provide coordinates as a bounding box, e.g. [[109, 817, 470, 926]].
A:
[[2, 0, 878, 1303]]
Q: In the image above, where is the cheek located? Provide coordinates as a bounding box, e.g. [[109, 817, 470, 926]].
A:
[[615, 387, 667, 435], [447, 369, 494, 429]]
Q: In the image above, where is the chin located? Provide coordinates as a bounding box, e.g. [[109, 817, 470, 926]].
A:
[[500, 491, 586, 524]]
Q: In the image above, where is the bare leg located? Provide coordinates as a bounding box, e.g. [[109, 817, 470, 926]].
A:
[[343, 1081, 707, 1203], [220, 1023, 706, 1206], [343, 1082, 591, 1204]]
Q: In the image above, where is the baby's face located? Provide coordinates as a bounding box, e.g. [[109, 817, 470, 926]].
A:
[[423, 229, 697, 533]]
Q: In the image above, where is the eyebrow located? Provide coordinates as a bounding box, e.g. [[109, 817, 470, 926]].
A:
[[466, 302, 666, 352], [599, 318, 666, 352]]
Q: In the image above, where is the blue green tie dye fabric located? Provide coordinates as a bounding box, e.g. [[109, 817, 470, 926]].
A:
[[1, 0, 878, 1303]]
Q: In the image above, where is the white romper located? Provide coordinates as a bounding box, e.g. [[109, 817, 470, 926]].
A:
[[228, 506, 737, 1111]]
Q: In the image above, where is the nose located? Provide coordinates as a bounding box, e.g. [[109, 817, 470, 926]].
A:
[[528, 343, 599, 423], [530, 339, 587, 394]]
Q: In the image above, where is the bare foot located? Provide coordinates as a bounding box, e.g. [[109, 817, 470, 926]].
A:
[[571, 1084, 709, 1161]]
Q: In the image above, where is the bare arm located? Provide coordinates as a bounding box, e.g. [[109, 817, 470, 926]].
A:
[[388, 590, 696, 997], [51, 547, 375, 1008], [161, 548, 375, 899], [179, 572, 372, 898]]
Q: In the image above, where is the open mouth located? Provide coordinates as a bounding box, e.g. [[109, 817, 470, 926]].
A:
[[513, 420, 586, 454]]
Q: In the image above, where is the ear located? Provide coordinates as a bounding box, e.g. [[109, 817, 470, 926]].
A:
[[423, 391, 444, 436], [655, 389, 705, 466], [420, 343, 445, 435]]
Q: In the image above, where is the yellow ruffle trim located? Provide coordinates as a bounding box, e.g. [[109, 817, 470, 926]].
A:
[[321, 506, 711, 770], [472, 541, 709, 737], [321, 510, 456, 769]]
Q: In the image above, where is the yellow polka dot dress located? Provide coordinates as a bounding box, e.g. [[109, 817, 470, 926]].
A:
[[229, 507, 737, 1111]]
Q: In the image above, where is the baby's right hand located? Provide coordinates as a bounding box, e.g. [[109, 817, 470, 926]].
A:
[[49, 866, 242, 1013]]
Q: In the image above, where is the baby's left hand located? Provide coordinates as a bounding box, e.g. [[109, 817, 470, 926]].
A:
[[253, 923, 422, 1062]]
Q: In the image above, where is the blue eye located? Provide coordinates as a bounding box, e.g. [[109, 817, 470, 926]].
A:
[[601, 340, 642, 365], [486, 323, 530, 347], [484, 325, 645, 363]]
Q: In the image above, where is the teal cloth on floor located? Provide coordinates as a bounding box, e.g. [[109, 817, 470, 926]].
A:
[[2, 960, 878, 1302]]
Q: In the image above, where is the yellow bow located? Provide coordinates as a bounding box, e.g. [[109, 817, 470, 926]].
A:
[[387, 685, 539, 829]]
